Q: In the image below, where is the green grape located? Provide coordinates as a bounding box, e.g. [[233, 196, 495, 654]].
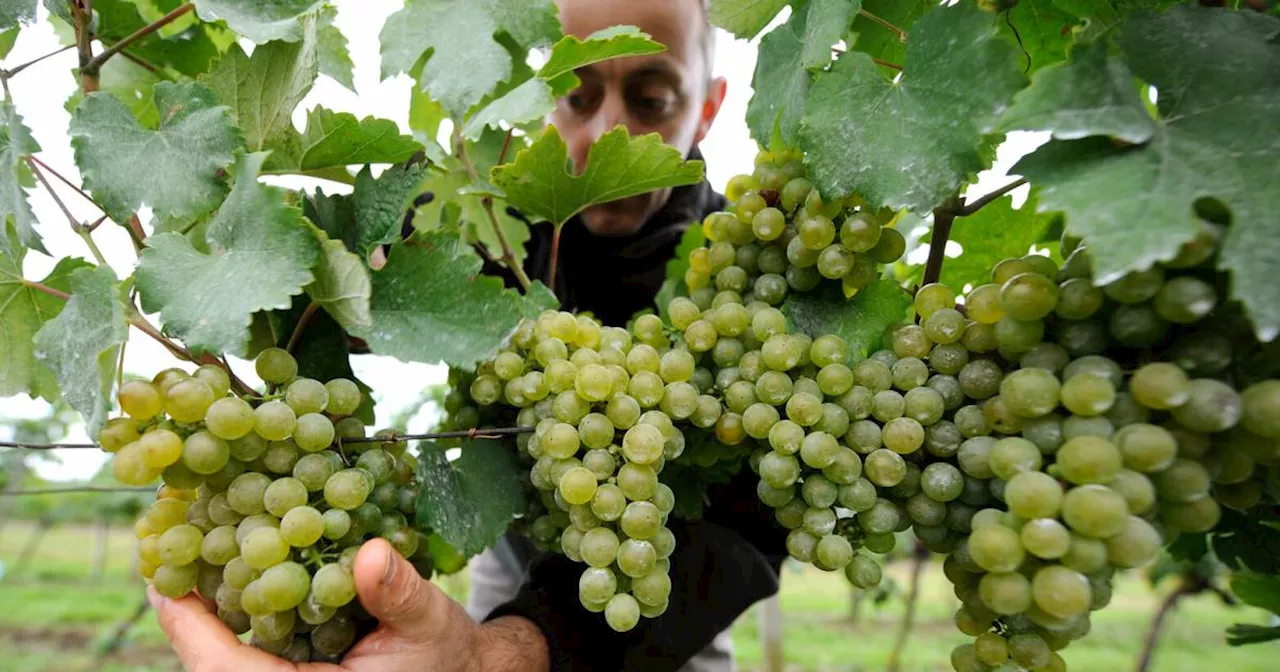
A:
[[1103, 268, 1164, 304], [312, 563, 357, 607], [293, 413, 335, 452], [164, 378, 216, 423], [118, 380, 163, 420], [816, 245, 854, 279], [1020, 519, 1070, 559], [617, 539, 657, 578], [954, 406, 990, 439], [892, 326, 932, 360], [1242, 381, 1280, 439], [153, 562, 200, 598], [1055, 278, 1105, 320], [253, 401, 296, 442], [958, 360, 1003, 401], [1004, 471, 1062, 519], [1169, 378, 1242, 433], [543, 422, 582, 459], [839, 213, 881, 252], [1154, 276, 1217, 324], [957, 437, 997, 479], [844, 555, 882, 589], [259, 561, 310, 612], [322, 509, 351, 540], [227, 472, 271, 516], [979, 572, 1032, 615], [920, 462, 964, 502], [1061, 484, 1128, 538], [324, 379, 362, 416], [622, 424, 664, 465], [1060, 372, 1115, 417], [858, 498, 900, 535], [559, 467, 598, 506], [283, 378, 328, 416], [837, 479, 877, 512], [324, 469, 371, 510], [968, 524, 1024, 573], [157, 524, 203, 566], [882, 417, 924, 454], [241, 526, 290, 570], [1001, 273, 1058, 320], [578, 414, 615, 451], [1009, 633, 1052, 670], [995, 316, 1045, 354], [1152, 458, 1211, 503], [1055, 436, 1122, 484], [823, 447, 863, 485], [786, 529, 818, 562], [620, 501, 661, 540], [914, 283, 956, 319], [864, 449, 906, 487], [1106, 515, 1162, 568], [869, 227, 906, 263], [1162, 496, 1222, 533], [999, 368, 1060, 418], [1031, 565, 1091, 619], [205, 397, 256, 440], [604, 593, 641, 632], [993, 257, 1035, 284], [280, 506, 325, 547], [311, 616, 356, 656], [989, 437, 1043, 481], [616, 462, 658, 501], [798, 214, 836, 250], [356, 449, 395, 485], [814, 534, 854, 570], [140, 429, 184, 469], [579, 567, 618, 606], [293, 453, 335, 492], [201, 525, 240, 566], [1114, 424, 1177, 472], [759, 451, 801, 489], [906, 492, 946, 526], [255, 348, 298, 384], [974, 633, 1010, 666]]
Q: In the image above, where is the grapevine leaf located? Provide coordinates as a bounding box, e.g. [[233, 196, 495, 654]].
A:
[[0, 0, 35, 29], [352, 162, 428, 261], [490, 126, 704, 227], [941, 192, 1059, 292], [0, 27, 18, 58], [408, 160, 531, 264], [0, 101, 42, 255], [1230, 571, 1280, 617], [264, 107, 423, 180], [0, 251, 88, 399], [656, 224, 705, 323], [1013, 6, 1280, 339], [202, 19, 318, 152], [302, 188, 357, 253], [380, 0, 561, 117], [746, 9, 809, 147], [801, 0, 860, 69], [801, 4, 1028, 211], [464, 26, 665, 140], [305, 237, 371, 330], [1000, 0, 1076, 74], [1226, 624, 1280, 647], [317, 5, 355, 91], [538, 26, 666, 84], [1001, 41, 1155, 143], [409, 86, 448, 144], [415, 437, 526, 556], [781, 277, 912, 362], [462, 79, 556, 141], [191, 0, 324, 44], [708, 0, 788, 40], [64, 55, 163, 129], [135, 153, 321, 355], [847, 0, 932, 65], [1052, 0, 1181, 42], [32, 266, 127, 435], [94, 0, 221, 77], [69, 81, 243, 224], [350, 232, 555, 368]]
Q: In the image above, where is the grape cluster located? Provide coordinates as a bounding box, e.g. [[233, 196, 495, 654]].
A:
[[464, 310, 686, 632], [98, 348, 435, 662]]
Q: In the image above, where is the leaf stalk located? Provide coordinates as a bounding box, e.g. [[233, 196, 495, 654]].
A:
[[83, 3, 195, 75]]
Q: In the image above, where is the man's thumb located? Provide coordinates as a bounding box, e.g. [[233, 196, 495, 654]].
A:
[[353, 537, 449, 640]]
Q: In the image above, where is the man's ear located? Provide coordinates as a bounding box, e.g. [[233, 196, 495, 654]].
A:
[[694, 77, 728, 145]]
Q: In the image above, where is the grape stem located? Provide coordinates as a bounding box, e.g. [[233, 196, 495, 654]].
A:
[[956, 177, 1028, 217], [126, 307, 257, 398], [0, 45, 75, 80], [885, 541, 929, 672], [548, 224, 563, 294], [453, 130, 533, 292], [1137, 576, 1207, 672], [286, 301, 321, 355], [18, 279, 70, 300], [921, 196, 961, 288], [27, 156, 115, 221], [83, 3, 195, 75]]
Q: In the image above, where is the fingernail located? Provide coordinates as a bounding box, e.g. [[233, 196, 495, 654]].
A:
[[380, 543, 398, 586], [146, 587, 164, 610]]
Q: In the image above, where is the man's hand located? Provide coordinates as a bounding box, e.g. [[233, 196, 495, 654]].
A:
[[151, 538, 549, 672]]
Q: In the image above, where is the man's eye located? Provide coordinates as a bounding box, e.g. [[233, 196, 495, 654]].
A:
[[567, 93, 593, 112], [635, 97, 668, 112]]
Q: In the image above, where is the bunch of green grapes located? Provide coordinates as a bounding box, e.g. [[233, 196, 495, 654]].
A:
[[98, 348, 441, 662], [468, 309, 685, 632]]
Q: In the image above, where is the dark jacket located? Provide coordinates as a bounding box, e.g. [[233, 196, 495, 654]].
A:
[[481, 151, 790, 671]]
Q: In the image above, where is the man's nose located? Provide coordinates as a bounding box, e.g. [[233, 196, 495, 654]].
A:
[[587, 92, 628, 142]]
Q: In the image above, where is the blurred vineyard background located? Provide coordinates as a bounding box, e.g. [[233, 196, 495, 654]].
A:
[[4, 401, 1279, 672]]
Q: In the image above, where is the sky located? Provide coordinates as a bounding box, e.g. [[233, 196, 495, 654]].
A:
[[1, 1, 1040, 481]]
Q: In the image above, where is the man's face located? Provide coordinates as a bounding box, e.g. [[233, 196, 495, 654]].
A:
[[552, 0, 725, 237]]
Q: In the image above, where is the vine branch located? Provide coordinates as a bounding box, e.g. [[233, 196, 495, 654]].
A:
[[1137, 577, 1206, 672], [25, 156, 108, 266], [886, 541, 929, 672], [454, 130, 532, 291], [286, 301, 321, 354], [922, 196, 961, 287], [859, 9, 907, 41], [957, 177, 1028, 217], [0, 441, 98, 450], [3, 486, 156, 496], [71, 0, 98, 93], [1, 45, 75, 79], [27, 155, 110, 215], [83, 3, 195, 75]]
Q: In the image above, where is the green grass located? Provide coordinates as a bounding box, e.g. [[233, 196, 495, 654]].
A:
[[1, 521, 1277, 671]]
